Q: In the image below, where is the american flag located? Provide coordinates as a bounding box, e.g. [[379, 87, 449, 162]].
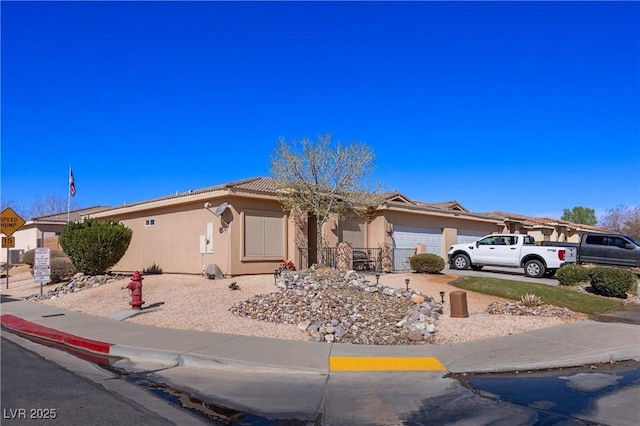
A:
[[69, 168, 76, 197]]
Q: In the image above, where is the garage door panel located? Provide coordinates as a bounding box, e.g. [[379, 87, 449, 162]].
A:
[[393, 226, 442, 256], [457, 231, 486, 244]]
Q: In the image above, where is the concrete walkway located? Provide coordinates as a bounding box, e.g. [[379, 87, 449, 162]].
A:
[[2, 296, 639, 374]]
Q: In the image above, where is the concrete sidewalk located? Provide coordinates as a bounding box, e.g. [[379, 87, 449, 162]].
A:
[[1, 296, 639, 375]]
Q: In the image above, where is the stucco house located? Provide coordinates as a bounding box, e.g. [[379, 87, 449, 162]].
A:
[[87, 177, 507, 276]]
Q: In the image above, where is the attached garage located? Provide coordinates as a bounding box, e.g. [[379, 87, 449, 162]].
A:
[[456, 230, 486, 244], [393, 226, 443, 256], [392, 226, 442, 270]]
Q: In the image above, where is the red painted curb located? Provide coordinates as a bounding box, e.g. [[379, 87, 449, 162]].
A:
[[1, 314, 113, 354]]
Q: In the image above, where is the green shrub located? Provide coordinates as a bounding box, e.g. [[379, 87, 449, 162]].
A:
[[520, 293, 543, 307], [556, 264, 592, 286], [23, 250, 76, 283], [590, 267, 637, 299], [59, 218, 133, 275], [49, 257, 77, 283], [23, 249, 35, 266], [409, 253, 445, 273]]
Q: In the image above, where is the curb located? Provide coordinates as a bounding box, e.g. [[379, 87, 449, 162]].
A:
[[1, 314, 113, 354], [1, 314, 451, 374]]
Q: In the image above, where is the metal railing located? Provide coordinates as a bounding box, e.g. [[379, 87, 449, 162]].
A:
[[297, 246, 415, 272], [393, 248, 417, 271]]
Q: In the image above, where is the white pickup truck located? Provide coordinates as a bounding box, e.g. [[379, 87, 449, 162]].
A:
[[447, 234, 577, 278]]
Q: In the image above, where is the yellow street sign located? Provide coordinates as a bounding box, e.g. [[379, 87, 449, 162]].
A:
[[1, 207, 26, 237], [2, 237, 15, 248]]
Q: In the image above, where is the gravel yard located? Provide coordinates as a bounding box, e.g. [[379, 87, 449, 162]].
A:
[[2, 266, 588, 345]]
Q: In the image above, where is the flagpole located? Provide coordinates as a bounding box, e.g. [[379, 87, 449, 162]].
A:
[[67, 166, 71, 224]]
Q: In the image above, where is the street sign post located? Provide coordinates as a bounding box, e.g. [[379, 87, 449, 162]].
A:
[[1, 207, 26, 289], [34, 248, 51, 294]]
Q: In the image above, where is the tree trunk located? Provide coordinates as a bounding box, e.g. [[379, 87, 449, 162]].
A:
[[316, 219, 324, 264]]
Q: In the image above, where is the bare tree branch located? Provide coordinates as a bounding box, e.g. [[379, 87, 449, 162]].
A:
[[270, 134, 384, 262], [600, 205, 640, 240]]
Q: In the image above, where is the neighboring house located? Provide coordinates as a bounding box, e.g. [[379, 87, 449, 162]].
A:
[[344, 192, 503, 271], [484, 211, 610, 243], [89, 177, 505, 276], [1, 206, 110, 265]]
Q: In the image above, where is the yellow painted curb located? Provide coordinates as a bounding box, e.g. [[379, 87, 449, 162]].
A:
[[330, 356, 447, 371]]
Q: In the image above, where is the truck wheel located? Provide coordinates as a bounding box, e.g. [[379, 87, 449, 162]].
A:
[[524, 260, 545, 278], [452, 254, 471, 270]]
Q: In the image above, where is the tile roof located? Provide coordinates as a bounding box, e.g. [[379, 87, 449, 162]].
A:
[[415, 200, 468, 212], [95, 177, 276, 213], [30, 206, 111, 224], [85, 176, 605, 232], [384, 200, 499, 222], [226, 177, 278, 193], [484, 210, 610, 232], [94, 176, 500, 223]]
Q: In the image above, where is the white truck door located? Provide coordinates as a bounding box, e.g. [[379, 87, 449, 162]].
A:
[[500, 235, 521, 265], [473, 235, 497, 263], [473, 235, 518, 265]]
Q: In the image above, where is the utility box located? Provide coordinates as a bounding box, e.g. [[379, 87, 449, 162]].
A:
[[8, 249, 25, 265], [450, 290, 469, 318]]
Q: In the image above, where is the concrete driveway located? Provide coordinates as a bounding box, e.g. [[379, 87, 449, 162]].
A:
[[444, 264, 560, 286]]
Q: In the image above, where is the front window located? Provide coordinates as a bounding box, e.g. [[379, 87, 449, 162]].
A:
[[243, 212, 284, 257], [339, 219, 366, 247]]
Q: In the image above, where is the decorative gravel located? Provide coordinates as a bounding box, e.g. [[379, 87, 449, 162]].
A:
[[2, 266, 590, 345]]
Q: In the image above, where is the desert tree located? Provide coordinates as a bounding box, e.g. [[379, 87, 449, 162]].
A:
[[0, 197, 28, 218], [561, 206, 597, 226], [270, 134, 384, 263], [599, 205, 640, 240]]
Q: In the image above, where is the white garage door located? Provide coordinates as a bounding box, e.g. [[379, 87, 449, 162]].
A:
[[394, 226, 443, 256], [456, 231, 487, 244]]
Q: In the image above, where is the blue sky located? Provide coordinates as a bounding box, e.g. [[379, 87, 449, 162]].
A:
[[2, 1, 639, 220]]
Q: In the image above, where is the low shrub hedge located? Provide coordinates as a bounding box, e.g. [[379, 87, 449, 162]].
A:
[[22, 249, 67, 266], [23, 249, 35, 266], [589, 267, 637, 299], [49, 257, 77, 283], [556, 264, 592, 286], [22, 249, 77, 283], [409, 253, 445, 273]]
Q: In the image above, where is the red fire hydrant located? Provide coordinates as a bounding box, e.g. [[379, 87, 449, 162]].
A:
[[124, 271, 145, 310]]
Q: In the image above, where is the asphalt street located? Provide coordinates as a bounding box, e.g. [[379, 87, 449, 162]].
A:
[[0, 333, 209, 426]]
